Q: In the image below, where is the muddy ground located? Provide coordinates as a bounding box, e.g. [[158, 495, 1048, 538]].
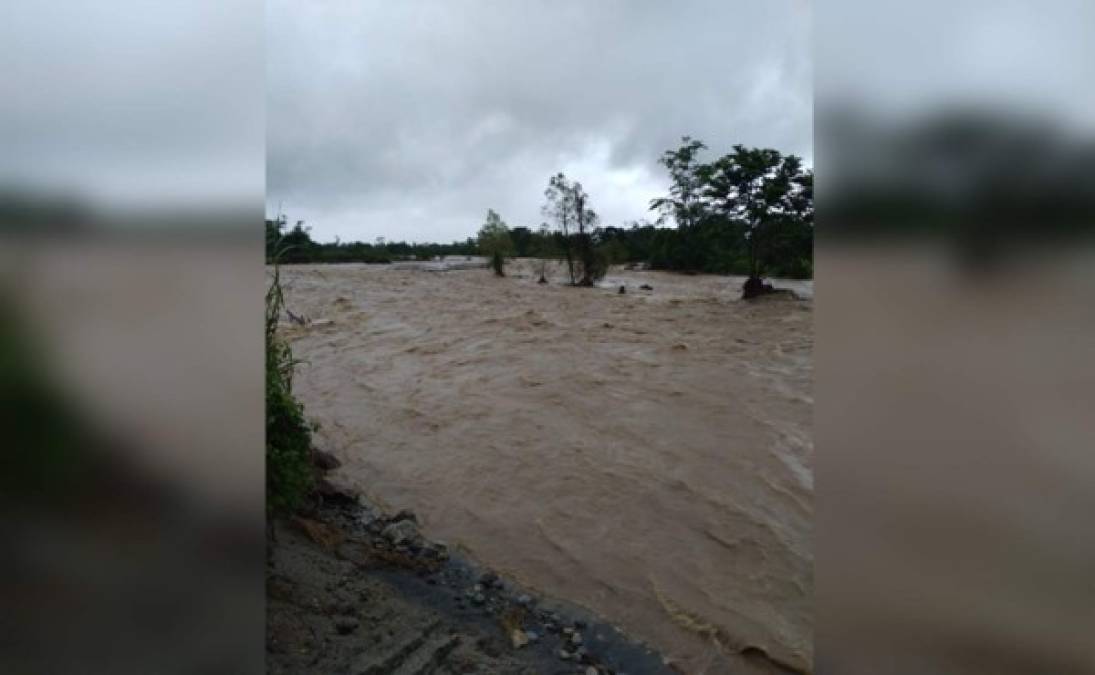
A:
[[267, 484, 676, 675]]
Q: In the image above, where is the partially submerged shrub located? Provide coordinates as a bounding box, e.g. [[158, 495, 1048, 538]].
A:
[[576, 244, 608, 286], [478, 209, 514, 277]]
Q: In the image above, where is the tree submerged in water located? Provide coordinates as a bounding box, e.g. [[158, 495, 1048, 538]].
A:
[[477, 209, 515, 277], [649, 138, 814, 296], [700, 145, 812, 298], [542, 173, 606, 286]]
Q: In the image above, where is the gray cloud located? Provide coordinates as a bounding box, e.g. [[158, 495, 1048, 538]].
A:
[[267, 0, 812, 243]]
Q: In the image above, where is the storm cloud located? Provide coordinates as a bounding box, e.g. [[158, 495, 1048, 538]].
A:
[[267, 0, 812, 243]]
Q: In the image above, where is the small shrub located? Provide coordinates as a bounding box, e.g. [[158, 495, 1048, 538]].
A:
[[576, 245, 607, 286]]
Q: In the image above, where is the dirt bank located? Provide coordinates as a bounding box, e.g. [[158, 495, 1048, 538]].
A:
[[267, 487, 673, 674]]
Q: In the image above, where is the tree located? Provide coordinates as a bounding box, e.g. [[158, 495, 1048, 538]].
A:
[[543, 173, 577, 284], [477, 208, 514, 276], [699, 145, 812, 296], [509, 226, 534, 257], [570, 181, 605, 286], [265, 216, 317, 264], [649, 136, 709, 231], [541, 173, 605, 286]]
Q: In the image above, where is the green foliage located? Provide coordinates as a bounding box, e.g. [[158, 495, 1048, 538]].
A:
[[264, 137, 812, 281], [646, 139, 813, 279], [265, 257, 313, 516], [699, 145, 813, 278], [478, 209, 515, 276], [649, 136, 708, 230], [508, 226, 534, 257]]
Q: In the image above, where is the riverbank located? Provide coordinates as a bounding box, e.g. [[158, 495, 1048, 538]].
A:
[[267, 474, 672, 674]]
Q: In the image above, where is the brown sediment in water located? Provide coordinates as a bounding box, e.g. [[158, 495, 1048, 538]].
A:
[[278, 259, 813, 674]]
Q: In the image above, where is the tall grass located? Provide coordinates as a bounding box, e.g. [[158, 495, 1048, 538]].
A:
[[265, 259, 313, 516]]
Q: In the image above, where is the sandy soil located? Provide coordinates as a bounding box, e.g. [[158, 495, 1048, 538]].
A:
[[279, 260, 813, 674]]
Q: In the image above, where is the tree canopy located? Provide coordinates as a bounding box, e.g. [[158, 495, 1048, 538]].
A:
[[476, 209, 515, 256], [266, 138, 813, 282]]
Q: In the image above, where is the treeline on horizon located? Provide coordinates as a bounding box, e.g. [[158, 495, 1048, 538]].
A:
[[267, 137, 814, 279]]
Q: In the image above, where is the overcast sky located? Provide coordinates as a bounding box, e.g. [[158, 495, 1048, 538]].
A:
[[266, 0, 812, 244]]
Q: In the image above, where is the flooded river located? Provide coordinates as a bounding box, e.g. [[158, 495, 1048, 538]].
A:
[[280, 260, 813, 674]]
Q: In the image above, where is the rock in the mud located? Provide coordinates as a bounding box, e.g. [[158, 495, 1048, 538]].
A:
[[509, 628, 530, 649], [423, 541, 449, 561], [391, 508, 418, 524], [334, 616, 359, 635], [314, 478, 358, 505], [618, 285, 626, 294], [381, 520, 418, 546], [312, 448, 342, 470], [639, 284, 653, 291]]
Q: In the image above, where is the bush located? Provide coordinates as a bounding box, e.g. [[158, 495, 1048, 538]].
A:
[[266, 263, 313, 516], [577, 245, 608, 285]]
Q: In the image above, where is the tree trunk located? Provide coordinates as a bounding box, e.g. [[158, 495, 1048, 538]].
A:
[[561, 213, 576, 285], [749, 221, 759, 279]]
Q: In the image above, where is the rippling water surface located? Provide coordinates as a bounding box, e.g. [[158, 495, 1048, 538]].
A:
[[281, 260, 813, 674]]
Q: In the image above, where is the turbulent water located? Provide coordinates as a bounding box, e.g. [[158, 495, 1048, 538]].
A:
[[280, 260, 813, 674]]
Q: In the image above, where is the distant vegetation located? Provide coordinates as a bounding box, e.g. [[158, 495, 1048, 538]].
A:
[[265, 217, 479, 264], [266, 138, 813, 281]]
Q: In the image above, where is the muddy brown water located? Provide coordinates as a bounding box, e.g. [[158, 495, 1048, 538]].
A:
[[280, 260, 813, 674]]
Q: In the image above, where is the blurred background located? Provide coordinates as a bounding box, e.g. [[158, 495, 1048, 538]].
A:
[[0, 1, 264, 673], [816, 0, 1095, 673]]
